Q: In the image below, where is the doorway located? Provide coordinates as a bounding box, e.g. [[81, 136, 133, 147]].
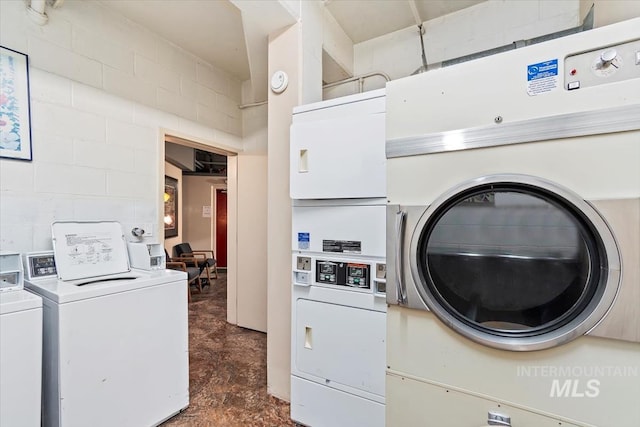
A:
[[161, 132, 268, 332], [162, 133, 238, 325]]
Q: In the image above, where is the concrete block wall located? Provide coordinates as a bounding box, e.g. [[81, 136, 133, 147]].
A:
[[0, 67, 242, 253], [0, 0, 244, 252], [0, 68, 152, 251], [0, 0, 243, 137], [323, 0, 580, 99]]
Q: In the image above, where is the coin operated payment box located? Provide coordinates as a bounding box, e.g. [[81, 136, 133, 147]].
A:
[[0, 252, 24, 292], [127, 243, 166, 271], [316, 260, 370, 289], [23, 251, 57, 281]]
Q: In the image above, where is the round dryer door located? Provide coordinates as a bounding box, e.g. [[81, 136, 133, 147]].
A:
[[410, 174, 621, 351]]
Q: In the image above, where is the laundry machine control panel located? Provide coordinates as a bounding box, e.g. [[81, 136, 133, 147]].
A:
[[316, 260, 370, 289], [565, 38, 640, 90], [23, 251, 57, 281]]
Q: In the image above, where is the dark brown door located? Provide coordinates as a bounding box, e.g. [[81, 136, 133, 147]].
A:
[[215, 189, 227, 267]]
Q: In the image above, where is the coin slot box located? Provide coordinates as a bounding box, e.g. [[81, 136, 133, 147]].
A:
[[297, 256, 311, 271], [23, 251, 57, 281], [0, 252, 24, 292], [128, 243, 166, 271], [315, 260, 370, 289]]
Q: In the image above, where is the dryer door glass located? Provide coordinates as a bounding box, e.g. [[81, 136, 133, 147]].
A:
[[417, 184, 607, 337]]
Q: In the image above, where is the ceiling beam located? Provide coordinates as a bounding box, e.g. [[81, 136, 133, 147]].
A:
[[230, 0, 298, 102]]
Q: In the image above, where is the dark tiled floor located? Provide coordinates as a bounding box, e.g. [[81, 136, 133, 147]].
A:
[[162, 272, 295, 427]]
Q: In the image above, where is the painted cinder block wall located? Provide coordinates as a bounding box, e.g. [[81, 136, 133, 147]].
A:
[[0, 0, 242, 252], [0, 0, 243, 136]]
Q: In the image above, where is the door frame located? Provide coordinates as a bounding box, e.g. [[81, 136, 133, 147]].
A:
[[159, 129, 240, 325]]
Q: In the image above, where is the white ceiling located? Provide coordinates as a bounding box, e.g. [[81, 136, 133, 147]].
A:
[[99, 0, 251, 80], [99, 0, 487, 90]]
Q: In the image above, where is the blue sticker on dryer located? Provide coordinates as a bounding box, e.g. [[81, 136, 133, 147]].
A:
[[298, 232, 310, 250], [527, 59, 559, 96]]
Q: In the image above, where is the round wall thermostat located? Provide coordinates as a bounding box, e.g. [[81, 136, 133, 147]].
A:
[[270, 70, 289, 94]]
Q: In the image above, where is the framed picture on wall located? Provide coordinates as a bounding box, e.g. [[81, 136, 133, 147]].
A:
[[0, 46, 33, 161], [164, 176, 179, 238]]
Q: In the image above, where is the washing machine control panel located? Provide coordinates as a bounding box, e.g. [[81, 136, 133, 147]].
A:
[[315, 260, 370, 289], [23, 251, 57, 281], [565, 38, 640, 90]]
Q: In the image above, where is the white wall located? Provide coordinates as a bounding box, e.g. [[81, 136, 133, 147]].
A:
[[0, 65, 243, 254], [0, 0, 242, 253], [226, 156, 239, 325], [0, 0, 243, 138], [241, 81, 268, 155], [266, 0, 324, 400], [324, 0, 581, 99], [0, 65, 151, 251], [236, 155, 268, 332], [322, 8, 354, 78], [182, 175, 226, 254], [580, 0, 640, 27], [301, 0, 324, 105], [267, 23, 301, 402]]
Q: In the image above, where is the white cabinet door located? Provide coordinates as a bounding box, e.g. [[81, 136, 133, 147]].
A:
[[294, 299, 386, 397], [290, 113, 386, 199]]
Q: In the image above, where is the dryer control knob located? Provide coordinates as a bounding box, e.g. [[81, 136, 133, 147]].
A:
[[600, 49, 617, 65]]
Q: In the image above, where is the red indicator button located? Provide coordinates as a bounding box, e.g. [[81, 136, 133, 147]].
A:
[[570, 69, 577, 76]]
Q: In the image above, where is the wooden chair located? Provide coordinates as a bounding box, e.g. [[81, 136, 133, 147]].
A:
[[172, 243, 218, 285], [165, 250, 202, 302]]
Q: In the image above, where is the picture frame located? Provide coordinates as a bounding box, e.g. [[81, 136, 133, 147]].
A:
[[0, 46, 33, 161], [164, 176, 179, 238]]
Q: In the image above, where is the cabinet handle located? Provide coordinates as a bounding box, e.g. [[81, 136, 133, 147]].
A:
[[299, 149, 308, 173]]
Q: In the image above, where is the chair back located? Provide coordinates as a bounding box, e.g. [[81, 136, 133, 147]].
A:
[[173, 243, 193, 258]]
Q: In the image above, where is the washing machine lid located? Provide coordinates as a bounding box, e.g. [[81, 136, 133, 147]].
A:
[[24, 268, 186, 303], [51, 221, 131, 281], [0, 289, 42, 315]]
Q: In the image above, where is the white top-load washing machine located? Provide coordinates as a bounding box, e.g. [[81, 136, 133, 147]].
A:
[[1, 252, 43, 427], [24, 221, 189, 427], [385, 18, 640, 427], [290, 89, 387, 427]]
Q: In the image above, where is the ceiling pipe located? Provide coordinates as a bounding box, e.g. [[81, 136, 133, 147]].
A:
[[238, 100, 268, 110], [407, 0, 428, 75], [322, 71, 391, 93], [407, 0, 423, 28], [411, 24, 429, 75], [27, 0, 48, 25]]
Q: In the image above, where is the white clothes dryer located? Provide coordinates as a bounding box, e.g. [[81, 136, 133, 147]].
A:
[[290, 90, 388, 427], [291, 201, 387, 427], [385, 18, 640, 427], [0, 289, 42, 427]]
